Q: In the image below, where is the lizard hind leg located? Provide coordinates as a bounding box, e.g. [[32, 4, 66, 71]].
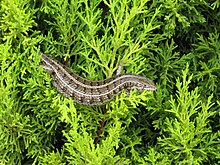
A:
[[116, 61, 125, 75]]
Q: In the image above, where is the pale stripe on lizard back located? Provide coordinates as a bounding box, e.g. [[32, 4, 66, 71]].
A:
[[40, 53, 156, 105]]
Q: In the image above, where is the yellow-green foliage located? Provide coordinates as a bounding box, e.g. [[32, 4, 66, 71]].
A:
[[0, 0, 219, 164]]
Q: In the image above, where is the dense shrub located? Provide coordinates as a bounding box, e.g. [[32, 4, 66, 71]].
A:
[[0, 0, 219, 164]]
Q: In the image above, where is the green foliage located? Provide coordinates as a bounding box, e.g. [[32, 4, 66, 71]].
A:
[[158, 65, 217, 164], [0, 0, 37, 42], [0, 0, 220, 164], [192, 33, 220, 100]]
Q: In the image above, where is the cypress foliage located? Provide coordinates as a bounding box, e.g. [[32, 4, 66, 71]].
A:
[[0, 0, 219, 164]]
